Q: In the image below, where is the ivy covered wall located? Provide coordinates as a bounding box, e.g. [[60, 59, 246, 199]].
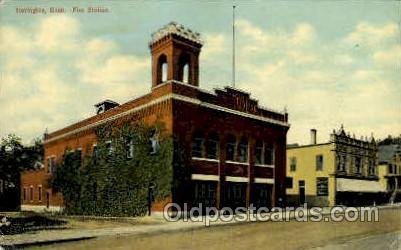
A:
[[51, 122, 174, 216]]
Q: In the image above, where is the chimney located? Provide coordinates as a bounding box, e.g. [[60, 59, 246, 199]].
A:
[[310, 129, 317, 145]]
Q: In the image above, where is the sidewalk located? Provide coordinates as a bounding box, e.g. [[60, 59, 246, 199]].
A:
[[1, 203, 400, 248]]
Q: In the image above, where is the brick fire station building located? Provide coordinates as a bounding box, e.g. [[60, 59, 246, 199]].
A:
[[21, 22, 290, 212]]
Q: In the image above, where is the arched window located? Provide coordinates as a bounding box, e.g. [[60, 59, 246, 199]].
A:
[[225, 135, 236, 161], [179, 53, 190, 84], [206, 132, 219, 159], [158, 54, 168, 84], [238, 137, 248, 163], [191, 131, 204, 158], [161, 62, 168, 82], [182, 63, 189, 84]]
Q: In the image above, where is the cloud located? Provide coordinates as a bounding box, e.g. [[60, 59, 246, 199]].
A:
[[344, 22, 398, 47], [204, 20, 400, 144], [35, 15, 80, 52], [0, 16, 150, 143], [373, 45, 401, 67], [0, 16, 399, 145]]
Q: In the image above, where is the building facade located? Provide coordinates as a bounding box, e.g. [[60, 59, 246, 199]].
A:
[[378, 143, 401, 203], [21, 22, 289, 213], [286, 127, 385, 207]]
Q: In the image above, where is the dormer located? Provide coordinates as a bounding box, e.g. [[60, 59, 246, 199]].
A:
[[94, 100, 119, 114]]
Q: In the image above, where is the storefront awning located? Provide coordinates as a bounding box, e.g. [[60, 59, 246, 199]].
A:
[[336, 178, 386, 193]]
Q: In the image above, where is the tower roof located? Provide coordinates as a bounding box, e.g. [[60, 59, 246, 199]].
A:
[[150, 22, 203, 46]]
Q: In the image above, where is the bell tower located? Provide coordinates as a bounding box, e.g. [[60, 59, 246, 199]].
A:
[[149, 22, 203, 88]]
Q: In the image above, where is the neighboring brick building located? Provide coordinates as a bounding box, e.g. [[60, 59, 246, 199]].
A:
[[378, 142, 401, 203], [286, 127, 385, 207], [21, 22, 289, 212]]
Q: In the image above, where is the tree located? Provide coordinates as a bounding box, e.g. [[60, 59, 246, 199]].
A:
[[0, 134, 43, 210]]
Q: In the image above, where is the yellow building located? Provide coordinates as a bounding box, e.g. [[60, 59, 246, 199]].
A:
[[286, 127, 386, 207]]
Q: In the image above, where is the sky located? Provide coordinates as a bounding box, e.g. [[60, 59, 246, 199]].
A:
[[0, 0, 400, 145]]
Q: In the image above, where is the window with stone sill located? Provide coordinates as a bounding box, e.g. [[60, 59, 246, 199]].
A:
[[255, 141, 263, 165], [225, 135, 236, 161], [191, 132, 204, 158], [238, 137, 248, 163], [264, 143, 274, 165], [206, 133, 219, 159]]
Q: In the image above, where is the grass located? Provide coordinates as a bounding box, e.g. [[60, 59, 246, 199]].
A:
[[0, 211, 164, 235]]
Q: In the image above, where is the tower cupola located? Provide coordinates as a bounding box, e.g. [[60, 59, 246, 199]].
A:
[[149, 22, 203, 88]]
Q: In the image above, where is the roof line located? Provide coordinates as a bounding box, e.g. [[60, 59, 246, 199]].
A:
[[45, 93, 290, 144]]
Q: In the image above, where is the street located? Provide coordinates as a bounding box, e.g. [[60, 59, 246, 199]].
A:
[[28, 207, 401, 250]]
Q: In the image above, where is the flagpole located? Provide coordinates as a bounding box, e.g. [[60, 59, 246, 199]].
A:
[[232, 5, 236, 88]]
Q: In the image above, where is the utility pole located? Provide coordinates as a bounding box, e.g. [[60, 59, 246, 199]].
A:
[[232, 5, 236, 88]]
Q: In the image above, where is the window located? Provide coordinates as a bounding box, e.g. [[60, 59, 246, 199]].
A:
[[286, 177, 293, 188], [126, 138, 134, 159], [368, 160, 375, 175], [182, 64, 189, 84], [388, 164, 393, 174], [341, 155, 346, 171], [290, 157, 297, 171], [336, 154, 346, 171], [106, 141, 113, 156], [161, 63, 168, 82], [47, 156, 56, 174], [93, 146, 98, 164], [316, 178, 328, 196], [23, 187, 27, 201], [191, 132, 204, 158], [264, 143, 274, 165], [225, 135, 236, 161], [179, 53, 190, 84], [238, 137, 248, 163], [255, 141, 263, 165], [38, 186, 42, 202], [29, 186, 34, 202], [76, 149, 82, 167], [158, 54, 168, 84], [316, 155, 323, 171], [194, 182, 216, 200], [355, 156, 361, 173], [47, 158, 51, 173], [150, 130, 160, 154], [206, 133, 219, 159]]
